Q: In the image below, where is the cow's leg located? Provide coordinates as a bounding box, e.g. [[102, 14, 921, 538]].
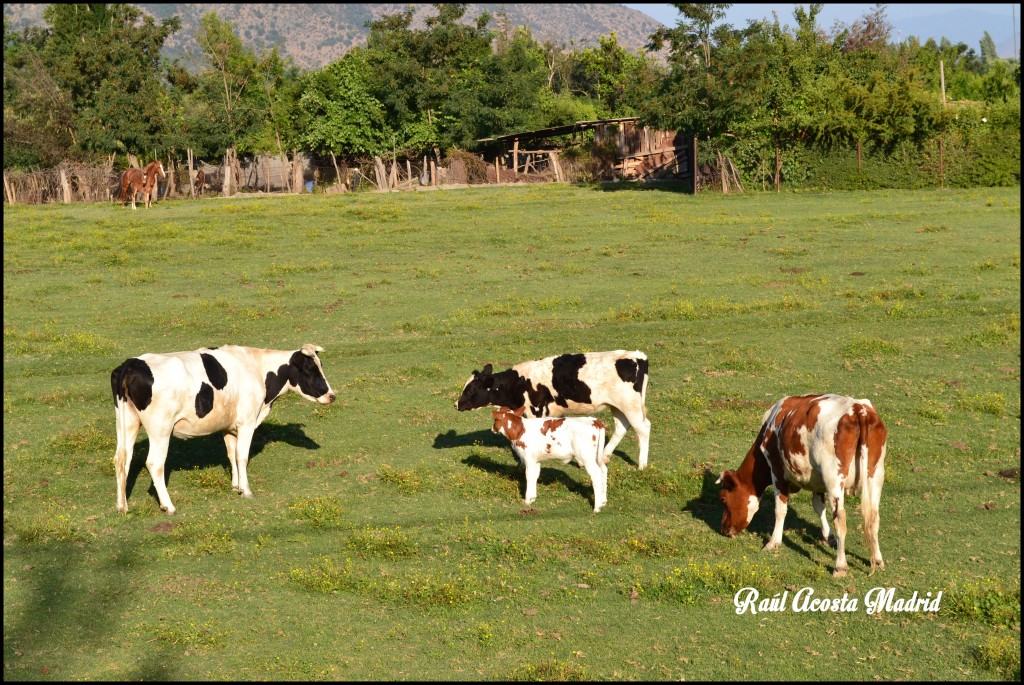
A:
[[114, 403, 142, 513], [144, 430, 176, 514], [523, 459, 541, 506], [866, 463, 885, 573], [812, 492, 836, 547], [581, 456, 607, 512], [828, 490, 848, 577], [604, 408, 630, 457], [607, 407, 650, 469], [223, 432, 239, 491], [233, 425, 257, 498], [633, 413, 651, 469], [762, 489, 789, 550]]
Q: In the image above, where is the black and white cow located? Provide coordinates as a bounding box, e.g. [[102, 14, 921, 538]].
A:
[[111, 344, 335, 514], [456, 350, 651, 468]]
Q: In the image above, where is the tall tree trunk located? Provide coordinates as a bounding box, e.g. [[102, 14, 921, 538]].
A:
[[223, 148, 234, 197], [774, 141, 781, 193], [330, 152, 343, 189], [187, 149, 196, 198]]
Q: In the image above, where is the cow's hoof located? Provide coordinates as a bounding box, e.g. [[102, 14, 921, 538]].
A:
[[117, 505, 128, 514], [824, 535, 837, 548], [161, 506, 177, 515], [832, 567, 848, 578], [762, 540, 782, 551], [241, 491, 254, 499]]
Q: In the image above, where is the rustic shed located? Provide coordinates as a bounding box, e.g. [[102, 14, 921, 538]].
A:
[[477, 117, 695, 190]]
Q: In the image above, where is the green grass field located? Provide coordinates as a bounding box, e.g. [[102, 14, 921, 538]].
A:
[[3, 184, 1020, 680]]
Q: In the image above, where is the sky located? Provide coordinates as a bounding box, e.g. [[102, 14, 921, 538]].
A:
[[624, 3, 1021, 57]]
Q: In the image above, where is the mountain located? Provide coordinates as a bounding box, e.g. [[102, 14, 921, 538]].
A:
[[2, 3, 665, 70]]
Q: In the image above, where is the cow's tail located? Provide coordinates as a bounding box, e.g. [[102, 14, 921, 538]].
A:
[[598, 422, 609, 466], [637, 352, 649, 421], [855, 403, 881, 549]]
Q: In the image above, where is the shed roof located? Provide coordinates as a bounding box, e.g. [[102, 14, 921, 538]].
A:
[[476, 117, 640, 145]]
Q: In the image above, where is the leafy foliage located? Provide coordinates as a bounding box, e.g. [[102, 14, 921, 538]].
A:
[[1, 2, 1020, 187]]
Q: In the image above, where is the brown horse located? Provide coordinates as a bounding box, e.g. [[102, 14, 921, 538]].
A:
[[195, 168, 206, 197], [117, 160, 165, 210]]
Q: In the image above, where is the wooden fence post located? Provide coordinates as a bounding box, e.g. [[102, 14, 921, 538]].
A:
[[165, 156, 176, 198], [549, 151, 563, 182], [186, 149, 195, 197], [5, 172, 16, 205], [512, 138, 519, 181], [59, 167, 72, 204]]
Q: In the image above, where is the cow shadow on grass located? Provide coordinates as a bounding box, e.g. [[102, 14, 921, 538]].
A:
[[124, 422, 319, 505], [681, 469, 859, 565], [432, 428, 507, 450], [461, 452, 596, 509]]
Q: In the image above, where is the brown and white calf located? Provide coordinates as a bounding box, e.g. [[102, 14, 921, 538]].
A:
[[111, 344, 335, 514], [457, 350, 651, 468], [717, 394, 888, 577], [491, 406, 609, 512]]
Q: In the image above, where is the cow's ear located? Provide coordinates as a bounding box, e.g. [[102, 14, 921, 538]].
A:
[[513, 405, 526, 417], [300, 343, 322, 357], [717, 470, 736, 490], [481, 363, 492, 376]]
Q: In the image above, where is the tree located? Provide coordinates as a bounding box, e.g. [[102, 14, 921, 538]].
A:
[[297, 52, 390, 158], [3, 4, 179, 164], [979, 31, 999, 65], [363, 3, 495, 154], [648, 3, 731, 69], [572, 33, 659, 117]]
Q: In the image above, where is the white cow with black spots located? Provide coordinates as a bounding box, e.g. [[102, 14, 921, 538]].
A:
[[111, 344, 335, 514], [457, 350, 651, 468]]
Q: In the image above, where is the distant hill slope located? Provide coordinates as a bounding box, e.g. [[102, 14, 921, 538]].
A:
[[3, 3, 666, 70]]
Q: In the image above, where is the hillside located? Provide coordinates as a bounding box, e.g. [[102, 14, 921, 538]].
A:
[[2, 3, 665, 70]]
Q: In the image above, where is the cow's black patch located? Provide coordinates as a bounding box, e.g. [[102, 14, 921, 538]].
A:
[[290, 351, 330, 398], [551, 353, 591, 406], [110, 358, 154, 410], [526, 382, 555, 416], [615, 357, 648, 393], [635, 357, 649, 393], [195, 382, 215, 418], [616, 359, 638, 384], [265, 351, 330, 405], [456, 368, 531, 412], [201, 353, 228, 390], [265, 364, 291, 405]]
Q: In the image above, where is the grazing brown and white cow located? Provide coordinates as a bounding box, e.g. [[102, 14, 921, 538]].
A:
[[111, 344, 335, 514], [491, 406, 609, 512], [457, 350, 651, 468], [717, 394, 887, 577]]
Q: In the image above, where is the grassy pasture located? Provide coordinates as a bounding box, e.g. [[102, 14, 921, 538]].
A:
[[3, 184, 1020, 681]]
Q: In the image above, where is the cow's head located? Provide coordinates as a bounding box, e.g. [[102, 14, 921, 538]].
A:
[[491, 405, 525, 439], [455, 364, 496, 411], [716, 469, 759, 538], [290, 344, 335, 404]]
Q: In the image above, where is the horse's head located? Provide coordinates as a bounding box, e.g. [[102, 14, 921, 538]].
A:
[[154, 160, 166, 179]]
